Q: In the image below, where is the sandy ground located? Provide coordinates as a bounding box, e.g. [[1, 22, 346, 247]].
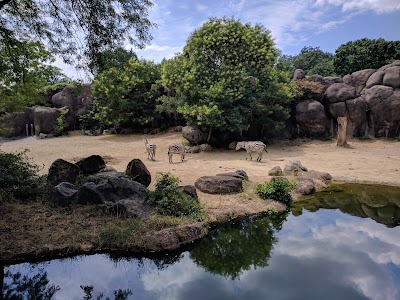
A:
[[1, 131, 400, 189]]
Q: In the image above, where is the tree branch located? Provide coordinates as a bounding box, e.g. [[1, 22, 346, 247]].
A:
[[0, 0, 13, 10]]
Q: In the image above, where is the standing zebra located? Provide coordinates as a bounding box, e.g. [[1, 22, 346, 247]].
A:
[[144, 139, 156, 161], [236, 141, 268, 161], [168, 143, 185, 163]]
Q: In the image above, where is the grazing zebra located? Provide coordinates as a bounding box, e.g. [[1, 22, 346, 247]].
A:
[[236, 141, 268, 161], [144, 139, 156, 161], [168, 143, 185, 163]]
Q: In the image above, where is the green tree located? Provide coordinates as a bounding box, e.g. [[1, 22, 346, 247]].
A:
[[292, 46, 335, 76], [89, 47, 138, 75], [92, 58, 162, 129], [160, 17, 292, 142], [334, 38, 400, 76], [0, 40, 69, 113], [0, 0, 154, 70]]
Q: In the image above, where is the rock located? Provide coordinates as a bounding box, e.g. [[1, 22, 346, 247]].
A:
[[293, 69, 305, 80], [235, 169, 248, 180], [102, 177, 147, 202], [52, 182, 78, 207], [324, 83, 357, 103], [186, 146, 201, 153], [77, 182, 106, 205], [76, 155, 106, 174], [85, 171, 126, 182], [344, 69, 376, 94], [33, 106, 61, 135], [116, 196, 152, 220], [47, 159, 81, 188], [298, 170, 332, 182], [178, 185, 199, 201], [366, 70, 385, 88], [195, 176, 243, 194], [0, 111, 27, 138], [284, 160, 308, 175], [294, 179, 316, 195], [382, 66, 400, 88], [345, 97, 368, 137], [182, 126, 207, 144], [199, 143, 212, 152], [268, 166, 283, 176], [125, 159, 151, 187], [295, 100, 329, 136]]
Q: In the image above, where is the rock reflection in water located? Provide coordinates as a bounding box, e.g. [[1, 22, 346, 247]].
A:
[[293, 183, 400, 227]]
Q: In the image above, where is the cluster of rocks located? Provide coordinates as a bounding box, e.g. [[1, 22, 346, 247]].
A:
[[48, 155, 201, 219], [268, 160, 332, 198]]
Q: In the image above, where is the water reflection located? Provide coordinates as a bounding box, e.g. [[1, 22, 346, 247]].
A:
[[190, 215, 286, 279], [292, 183, 400, 227], [2, 184, 400, 299]]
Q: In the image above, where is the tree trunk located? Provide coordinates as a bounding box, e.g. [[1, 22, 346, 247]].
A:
[[337, 116, 349, 147], [207, 128, 212, 144]]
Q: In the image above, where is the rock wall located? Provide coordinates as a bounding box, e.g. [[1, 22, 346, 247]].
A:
[[293, 60, 400, 138]]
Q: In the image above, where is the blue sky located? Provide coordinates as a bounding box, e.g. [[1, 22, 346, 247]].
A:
[[62, 0, 400, 79]]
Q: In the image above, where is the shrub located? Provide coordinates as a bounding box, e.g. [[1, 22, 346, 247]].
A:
[[0, 150, 46, 203], [53, 109, 69, 137], [148, 173, 204, 220], [255, 179, 296, 205]]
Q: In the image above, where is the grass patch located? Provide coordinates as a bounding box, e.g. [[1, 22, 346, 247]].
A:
[[255, 179, 296, 205]]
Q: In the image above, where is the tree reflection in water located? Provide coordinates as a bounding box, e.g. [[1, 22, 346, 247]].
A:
[[80, 285, 132, 300], [190, 214, 287, 279], [2, 266, 59, 300]]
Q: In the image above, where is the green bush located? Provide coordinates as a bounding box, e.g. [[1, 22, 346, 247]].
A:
[[0, 150, 46, 203], [53, 109, 69, 137], [255, 179, 296, 205], [148, 173, 204, 220]]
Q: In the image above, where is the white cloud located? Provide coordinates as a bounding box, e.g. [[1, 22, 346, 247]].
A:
[[196, 4, 208, 11], [315, 0, 400, 14]]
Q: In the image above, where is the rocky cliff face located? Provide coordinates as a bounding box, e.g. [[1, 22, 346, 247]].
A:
[[293, 60, 400, 138]]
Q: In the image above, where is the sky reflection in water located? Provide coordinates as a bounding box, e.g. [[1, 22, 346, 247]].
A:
[[4, 185, 400, 300]]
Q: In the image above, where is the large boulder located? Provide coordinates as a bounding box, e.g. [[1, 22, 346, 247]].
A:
[[364, 85, 400, 137], [324, 83, 357, 103], [178, 185, 199, 201], [284, 160, 308, 175], [125, 159, 151, 187], [47, 159, 82, 188], [345, 97, 368, 137], [76, 155, 106, 174], [382, 66, 400, 88], [293, 69, 305, 80], [52, 182, 78, 207], [77, 182, 106, 204], [116, 197, 152, 220], [295, 100, 329, 136], [182, 126, 207, 144], [343, 69, 376, 94], [195, 176, 243, 194], [51, 84, 92, 117], [0, 111, 27, 138], [33, 106, 62, 135], [366, 70, 385, 88]]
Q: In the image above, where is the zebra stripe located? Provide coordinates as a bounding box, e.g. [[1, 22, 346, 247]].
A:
[[168, 143, 185, 163], [144, 139, 156, 161], [236, 141, 267, 161]]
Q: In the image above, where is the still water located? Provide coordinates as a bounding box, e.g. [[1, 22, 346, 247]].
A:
[[3, 183, 400, 300]]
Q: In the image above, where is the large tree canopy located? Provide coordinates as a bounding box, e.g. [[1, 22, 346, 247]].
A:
[[160, 17, 292, 140], [0, 0, 154, 70], [334, 38, 400, 76]]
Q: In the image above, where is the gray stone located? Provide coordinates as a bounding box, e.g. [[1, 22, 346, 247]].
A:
[[47, 159, 81, 188], [76, 155, 106, 174], [294, 179, 316, 195], [284, 160, 308, 175], [178, 185, 199, 201], [195, 176, 243, 194], [52, 182, 78, 207], [268, 166, 283, 176], [182, 126, 207, 144], [293, 69, 305, 80], [126, 159, 151, 187]]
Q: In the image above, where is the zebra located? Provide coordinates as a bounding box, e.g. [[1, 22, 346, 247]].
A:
[[144, 139, 156, 161], [236, 141, 268, 161], [168, 143, 185, 163]]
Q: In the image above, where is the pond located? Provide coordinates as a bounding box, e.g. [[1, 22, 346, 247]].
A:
[[3, 183, 400, 300]]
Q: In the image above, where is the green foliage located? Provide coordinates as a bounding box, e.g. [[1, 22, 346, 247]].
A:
[[334, 38, 400, 76], [0, 0, 154, 71], [255, 179, 296, 205], [89, 47, 138, 75], [292, 79, 324, 100], [160, 17, 292, 139], [292, 46, 335, 76], [53, 109, 69, 137], [148, 173, 204, 220], [92, 58, 162, 129], [276, 47, 335, 77], [0, 150, 46, 203], [0, 40, 70, 113]]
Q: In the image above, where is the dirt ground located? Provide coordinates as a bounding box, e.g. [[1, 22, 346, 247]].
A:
[[1, 131, 400, 188]]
